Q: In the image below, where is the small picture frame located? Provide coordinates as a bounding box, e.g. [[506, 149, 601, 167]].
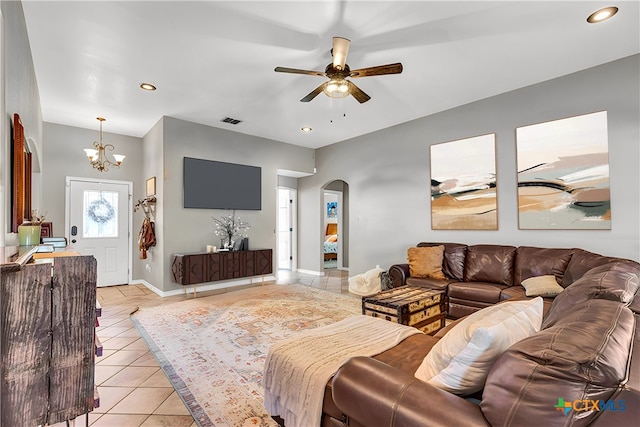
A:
[[327, 202, 338, 218], [40, 222, 52, 239], [146, 177, 156, 197]]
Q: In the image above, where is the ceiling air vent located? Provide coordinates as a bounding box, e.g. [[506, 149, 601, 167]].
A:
[[221, 117, 242, 125]]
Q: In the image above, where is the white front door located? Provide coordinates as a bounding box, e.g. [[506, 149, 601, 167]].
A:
[[66, 177, 131, 287]]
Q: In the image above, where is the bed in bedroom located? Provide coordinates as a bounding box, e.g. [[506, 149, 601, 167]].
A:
[[324, 223, 338, 261]]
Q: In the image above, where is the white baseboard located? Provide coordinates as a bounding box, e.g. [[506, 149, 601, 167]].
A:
[[131, 276, 277, 298], [130, 279, 162, 296]]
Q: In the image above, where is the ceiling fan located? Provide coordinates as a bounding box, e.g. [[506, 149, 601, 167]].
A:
[[274, 37, 403, 103]]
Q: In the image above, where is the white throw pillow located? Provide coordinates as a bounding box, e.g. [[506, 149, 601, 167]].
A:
[[521, 275, 565, 297], [414, 297, 543, 395]]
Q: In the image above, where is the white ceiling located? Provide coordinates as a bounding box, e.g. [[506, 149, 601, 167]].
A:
[[21, 1, 640, 149]]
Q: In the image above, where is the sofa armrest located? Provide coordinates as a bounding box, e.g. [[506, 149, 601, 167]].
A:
[[388, 264, 410, 288], [332, 357, 489, 427]]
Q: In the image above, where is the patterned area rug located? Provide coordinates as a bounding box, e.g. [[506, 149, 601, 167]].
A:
[[131, 284, 361, 427]]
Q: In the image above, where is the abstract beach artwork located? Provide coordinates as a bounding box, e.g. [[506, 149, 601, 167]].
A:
[[516, 111, 611, 229], [430, 134, 497, 230]]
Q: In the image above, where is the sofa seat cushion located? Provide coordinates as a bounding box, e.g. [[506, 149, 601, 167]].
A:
[[500, 285, 526, 301], [448, 282, 508, 304], [415, 298, 543, 395], [373, 333, 441, 373], [405, 276, 455, 291], [464, 245, 516, 286], [448, 303, 485, 319], [513, 246, 574, 285], [481, 299, 634, 427], [321, 333, 439, 424]]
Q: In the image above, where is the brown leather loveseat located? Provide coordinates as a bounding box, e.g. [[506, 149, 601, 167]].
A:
[[324, 245, 640, 427]]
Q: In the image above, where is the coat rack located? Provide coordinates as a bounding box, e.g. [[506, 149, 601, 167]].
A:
[[134, 196, 156, 217]]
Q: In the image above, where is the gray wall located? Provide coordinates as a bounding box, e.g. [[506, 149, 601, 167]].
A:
[[277, 175, 298, 189], [29, 115, 315, 293], [41, 122, 144, 272], [157, 116, 315, 292], [136, 118, 164, 289], [1, 0, 43, 244], [298, 54, 640, 275]]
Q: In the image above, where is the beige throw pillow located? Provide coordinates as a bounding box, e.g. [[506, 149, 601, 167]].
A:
[[414, 297, 543, 395], [407, 246, 445, 280], [521, 275, 564, 297]]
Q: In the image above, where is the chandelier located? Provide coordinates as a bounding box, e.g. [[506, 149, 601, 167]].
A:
[[84, 117, 125, 172]]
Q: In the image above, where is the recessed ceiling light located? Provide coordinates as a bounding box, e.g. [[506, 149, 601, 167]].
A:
[[587, 6, 618, 23], [139, 82, 157, 91], [301, 127, 312, 132]]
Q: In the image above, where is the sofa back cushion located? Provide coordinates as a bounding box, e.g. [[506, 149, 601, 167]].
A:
[[464, 244, 516, 286], [513, 246, 573, 286], [562, 248, 618, 286], [417, 242, 467, 280], [481, 299, 634, 427], [544, 261, 640, 327]]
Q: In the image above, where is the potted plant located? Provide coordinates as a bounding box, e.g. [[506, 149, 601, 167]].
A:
[[18, 210, 47, 246], [212, 210, 250, 250]]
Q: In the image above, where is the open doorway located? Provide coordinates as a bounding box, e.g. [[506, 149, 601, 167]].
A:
[[322, 180, 349, 271]]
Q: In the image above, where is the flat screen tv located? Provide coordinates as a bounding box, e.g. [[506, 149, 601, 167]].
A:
[[183, 157, 262, 210]]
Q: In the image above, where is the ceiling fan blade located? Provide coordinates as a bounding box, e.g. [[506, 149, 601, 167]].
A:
[[274, 66, 326, 77], [347, 81, 371, 104], [300, 83, 326, 102], [349, 63, 403, 78], [332, 37, 351, 71]]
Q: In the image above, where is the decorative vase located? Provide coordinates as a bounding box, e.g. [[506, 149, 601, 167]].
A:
[[18, 224, 41, 246]]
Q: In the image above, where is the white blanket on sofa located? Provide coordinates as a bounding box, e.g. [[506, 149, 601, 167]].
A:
[[348, 267, 385, 296], [263, 315, 422, 427]]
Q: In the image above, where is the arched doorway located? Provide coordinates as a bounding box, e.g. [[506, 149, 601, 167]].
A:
[[322, 180, 349, 271]]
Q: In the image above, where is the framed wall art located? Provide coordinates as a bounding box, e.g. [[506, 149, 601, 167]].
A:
[[327, 202, 337, 218], [516, 111, 611, 230], [12, 113, 32, 232], [430, 133, 497, 230], [146, 176, 156, 197]]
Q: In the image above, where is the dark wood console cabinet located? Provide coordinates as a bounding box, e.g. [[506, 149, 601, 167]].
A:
[[1, 252, 97, 426], [171, 249, 272, 285]]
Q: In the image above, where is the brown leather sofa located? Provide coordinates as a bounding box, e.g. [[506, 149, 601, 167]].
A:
[[322, 245, 640, 427], [388, 243, 631, 318]]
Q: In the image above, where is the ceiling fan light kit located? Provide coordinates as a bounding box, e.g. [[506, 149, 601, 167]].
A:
[[324, 78, 350, 98], [275, 36, 402, 104]]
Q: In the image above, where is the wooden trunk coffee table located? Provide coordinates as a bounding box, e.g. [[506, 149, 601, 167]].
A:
[[362, 286, 446, 335]]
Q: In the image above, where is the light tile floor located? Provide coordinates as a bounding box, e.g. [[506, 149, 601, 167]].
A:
[[50, 268, 348, 427]]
